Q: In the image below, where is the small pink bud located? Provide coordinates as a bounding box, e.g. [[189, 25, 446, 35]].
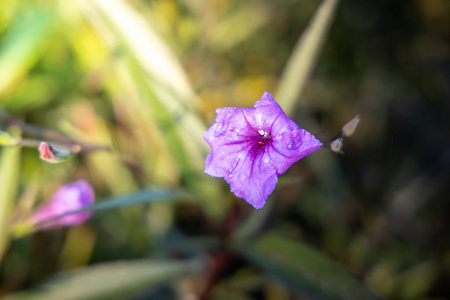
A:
[[38, 142, 73, 164], [29, 180, 95, 230]]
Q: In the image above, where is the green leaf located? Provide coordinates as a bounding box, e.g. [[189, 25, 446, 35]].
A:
[[0, 129, 21, 262], [244, 232, 383, 300], [206, 4, 268, 52], [0, 6, 54, 97], [35, 189, 193, 228], [3, 259, 204, 300], [83, 188, 193, 212], [276, 0, 340, 115]]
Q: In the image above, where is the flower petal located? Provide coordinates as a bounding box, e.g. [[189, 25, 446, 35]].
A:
[[203, 107, 256, 178], [225, 146, 278, 209], [269, 116, 322, 175], [30, 180, 95, 229], [242, 92, 284, 131]]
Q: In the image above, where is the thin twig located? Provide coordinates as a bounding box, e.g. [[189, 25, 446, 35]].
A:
[[0, 108, 110, 153]]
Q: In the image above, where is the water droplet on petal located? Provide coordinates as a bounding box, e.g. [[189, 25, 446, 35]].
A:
[[286, 136, 302, 150]]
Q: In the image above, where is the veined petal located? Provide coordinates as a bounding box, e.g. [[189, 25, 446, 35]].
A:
[[269, 116, 322, 175], [225, 145, 278, 209], [242, 92, 284, 131]]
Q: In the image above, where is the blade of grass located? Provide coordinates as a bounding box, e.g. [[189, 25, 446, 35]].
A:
[[206, 4, 268, 52], [276, 0, 340, 115], [0, 129, 21, 263], [0, 6, 54, 97], [3, 258, 204, 300], [33, 189, 194, 230], [78, 188, 193, 213]]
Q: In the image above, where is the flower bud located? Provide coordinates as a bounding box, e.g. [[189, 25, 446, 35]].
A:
[[342, 115, 360, 138], [38, 142, 73, 163], [331, 138, 344, 154], [29, 180, 95, 230]]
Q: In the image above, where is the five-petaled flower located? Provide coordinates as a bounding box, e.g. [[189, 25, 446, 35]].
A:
[[29, 180, 95, 230], [203, 92, 322, 209]]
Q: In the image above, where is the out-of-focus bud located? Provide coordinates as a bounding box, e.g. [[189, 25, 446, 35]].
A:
[[342, 115, 360, 138], [29, 180, 95, 230], [331, 138, 344, 154], [38, 142, 74, 163], [0, 130, 18, 146]]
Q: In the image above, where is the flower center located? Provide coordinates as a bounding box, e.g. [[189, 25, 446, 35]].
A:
[[257, 129, 271, 144]]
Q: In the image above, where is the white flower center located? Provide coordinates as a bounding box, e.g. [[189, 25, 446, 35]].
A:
[[258, 129, 270, 139]]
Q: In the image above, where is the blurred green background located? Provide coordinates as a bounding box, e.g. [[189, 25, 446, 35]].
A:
[[0, 0, 449, 299]]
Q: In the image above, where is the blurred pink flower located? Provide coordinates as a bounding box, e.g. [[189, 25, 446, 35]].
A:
[[30, 180, 95, 229], [203, 92, 321, 209]]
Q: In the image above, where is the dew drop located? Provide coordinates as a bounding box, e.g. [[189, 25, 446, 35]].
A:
[[286, 137, 302, 150]]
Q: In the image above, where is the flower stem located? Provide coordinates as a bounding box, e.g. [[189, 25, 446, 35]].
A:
[[0, 109, 109, 153]]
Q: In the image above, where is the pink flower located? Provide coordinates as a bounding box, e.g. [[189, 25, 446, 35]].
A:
[[30, 180, 95, 229], [203, 92, 321, 209]]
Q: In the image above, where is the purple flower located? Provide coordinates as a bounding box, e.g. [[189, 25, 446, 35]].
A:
[[203, 92, 321, 209], [30, 180, 95, 229]]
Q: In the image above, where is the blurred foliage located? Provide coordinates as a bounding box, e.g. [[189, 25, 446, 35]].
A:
[[1, 0, 450, 299]]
